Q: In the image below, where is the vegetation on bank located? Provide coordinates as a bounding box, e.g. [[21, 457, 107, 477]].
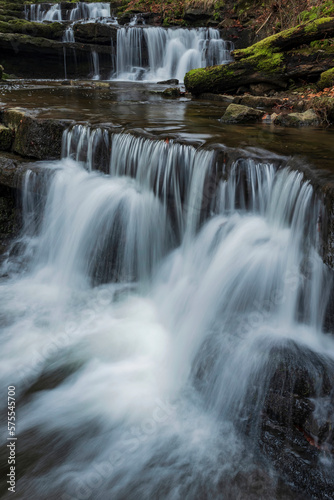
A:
[[184, 15, 334, 125]]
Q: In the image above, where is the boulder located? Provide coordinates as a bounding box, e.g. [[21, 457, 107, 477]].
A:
[[220, 103, 265, 123], [2, 108, 71, 159], [73, 22, 118, 45], [273, 109, 319, 127], [184, 7, 212, 23]]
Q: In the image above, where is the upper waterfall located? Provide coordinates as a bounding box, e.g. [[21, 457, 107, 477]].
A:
[[115, 27, 233, 82], [25, 2, 113, 22]]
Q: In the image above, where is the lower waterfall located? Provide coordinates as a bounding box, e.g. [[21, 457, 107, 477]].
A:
[[0, 131, 333, 498]]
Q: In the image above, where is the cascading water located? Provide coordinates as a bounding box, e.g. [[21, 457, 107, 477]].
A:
[[91, 51, 100, 80], [115, 27, 233, 82], [25, 2, 112, 22], [1, 127, 334, 498]]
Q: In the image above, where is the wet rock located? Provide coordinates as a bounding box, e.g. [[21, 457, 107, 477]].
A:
[[220, 103, 265, 123], [2, 108, 71, 159], [233, 95, 283, 108], [13, 116, 69, 159], [73, 22, 118, 45], [157, 79, 179, 85], [0, 125, 12, 151], [273, 109, 319, 127], [261, 344, 334, 498], [162, 87, 181, 98]]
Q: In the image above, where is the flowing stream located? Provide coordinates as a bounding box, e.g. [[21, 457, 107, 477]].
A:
[[1, 128, 334, 498], [24, 3, 232, 82]]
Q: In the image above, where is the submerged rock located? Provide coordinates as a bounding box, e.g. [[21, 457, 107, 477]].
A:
[[220, 103, 265, 123], [273, 109, 319, 127]]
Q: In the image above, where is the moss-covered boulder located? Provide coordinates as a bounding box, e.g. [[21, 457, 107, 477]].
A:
[[0, 19, 65, 40], [220, 103, 265, 124], [273, 109, 319, 127], [318, 67, 334, 90], [0, 125, 13, 151]]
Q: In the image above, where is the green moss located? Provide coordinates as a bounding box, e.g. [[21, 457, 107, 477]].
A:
[[318, 67, 334, 90], [0, 19, 64, 39], [235, 16, 334, 61], [304, 16, 333, 32]]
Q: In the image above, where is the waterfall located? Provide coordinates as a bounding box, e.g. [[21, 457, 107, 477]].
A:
[[115, 27, 233, 82], [63, 26, 75, 43], [25, 2, 112, 22], [1, 128, 334, 498], [69, 2, 111, 22], [91, 51, 100, 80]]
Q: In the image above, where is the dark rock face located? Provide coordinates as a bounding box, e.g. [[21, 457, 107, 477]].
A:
[[13, 116, 68, 159], [1, 108, 72, 160], [184, 7, 213, 23], [261, 344, 334, 498], [73, 22, 118, 45], [0, 125, 13, 151]]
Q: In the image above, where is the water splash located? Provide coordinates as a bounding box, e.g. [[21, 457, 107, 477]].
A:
[[1, 130, 333, 498]]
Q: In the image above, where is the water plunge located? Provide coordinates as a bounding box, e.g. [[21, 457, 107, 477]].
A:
[[1, 129, 334, 498], [115, 27, 233, 82]]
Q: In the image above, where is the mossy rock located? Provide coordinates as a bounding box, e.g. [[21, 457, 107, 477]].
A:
[[318, 67, 334, 90], [220, 103, 265, 124], [162, 87, 181, 98], [0, 19, 64, 40], [184, 62, 286, 96], [273, 109, 319, 127], [0, 125, 13, 151]]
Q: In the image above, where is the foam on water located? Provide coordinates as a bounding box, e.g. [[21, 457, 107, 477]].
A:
[[0, 132, 333, 498]]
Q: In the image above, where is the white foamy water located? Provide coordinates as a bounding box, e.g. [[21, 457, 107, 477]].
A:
[[115, 27, 233, 82], [25, 2, 112, 22], [0, 132, 333, 498]]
